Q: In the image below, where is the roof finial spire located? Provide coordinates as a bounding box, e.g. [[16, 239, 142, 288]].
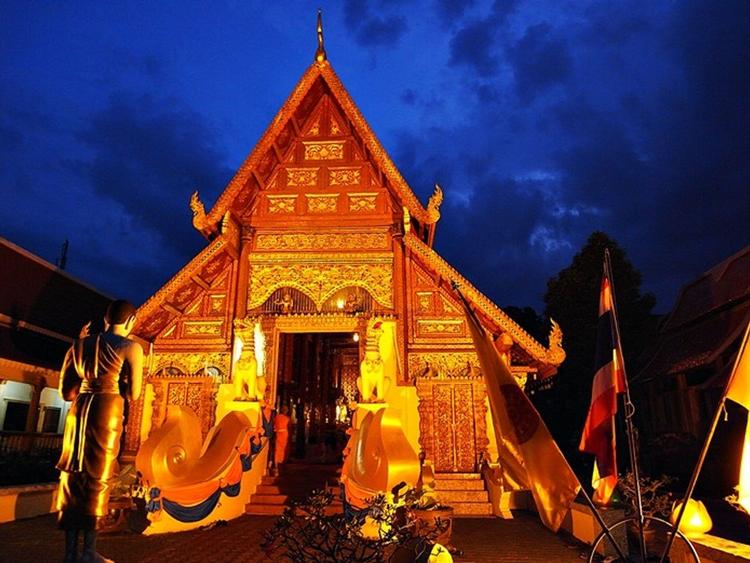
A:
[[315, 9, 327, 63]]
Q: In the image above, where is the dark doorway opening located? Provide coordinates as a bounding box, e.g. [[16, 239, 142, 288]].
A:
[[276, 332, 359, 464]]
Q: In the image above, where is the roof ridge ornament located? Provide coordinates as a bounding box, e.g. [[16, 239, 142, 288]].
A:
[[315, 9, 327, 63]]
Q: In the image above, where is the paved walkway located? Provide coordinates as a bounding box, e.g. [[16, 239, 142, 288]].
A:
[[0, 512, 586, 562]]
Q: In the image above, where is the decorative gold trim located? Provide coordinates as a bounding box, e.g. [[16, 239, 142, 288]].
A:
[[306, 193, 338, 213], [348, 192, 377, 212], [182, 320, 224, 337], [267, 194, 297, 214], [303, 141, 344, 160], [254, 232, 390, 251], [417, 319, 464, 335], [247, 254, 393, 311], [286, 167, 319, 187], [329, 167, 361, 186]]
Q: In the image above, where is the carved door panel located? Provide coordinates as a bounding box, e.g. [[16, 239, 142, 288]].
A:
[[151, 377, 216, 440], [428, 383, 478, 473]]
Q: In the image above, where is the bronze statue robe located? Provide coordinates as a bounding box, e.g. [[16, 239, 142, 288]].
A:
[[56, 332, 133, 529]]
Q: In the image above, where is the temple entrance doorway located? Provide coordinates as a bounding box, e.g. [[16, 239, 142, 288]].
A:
[[275, 332, 359, 465]]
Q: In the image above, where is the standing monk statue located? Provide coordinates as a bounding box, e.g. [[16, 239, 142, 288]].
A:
[[57, 300, 144, 563]]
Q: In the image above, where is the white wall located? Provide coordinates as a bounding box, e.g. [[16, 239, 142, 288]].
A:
[[0, 380, 69, 433]]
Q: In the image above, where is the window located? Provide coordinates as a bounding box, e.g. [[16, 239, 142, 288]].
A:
[[41, 407, 61, 433], [3, 401, 30, 431]]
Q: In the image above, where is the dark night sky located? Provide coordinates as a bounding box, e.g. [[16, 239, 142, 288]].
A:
[[2, 1, 749, 314]]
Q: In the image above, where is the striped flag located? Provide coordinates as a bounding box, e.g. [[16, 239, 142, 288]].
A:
[[457, 288, 580, 531], [726, 320, 750, 511], [579, 272, 626, 505]]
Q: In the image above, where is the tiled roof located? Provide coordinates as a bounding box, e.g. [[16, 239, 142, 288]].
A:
[[0, 238, 111, 370]]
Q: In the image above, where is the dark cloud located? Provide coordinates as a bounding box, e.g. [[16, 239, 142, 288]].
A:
[[447, 1, 517, 77], [344, 0, 408, 47], [434, 0, 476, 27], [395, 0, 750, 311], [506, 23, 572, 103], [72, 93, 232, 258]]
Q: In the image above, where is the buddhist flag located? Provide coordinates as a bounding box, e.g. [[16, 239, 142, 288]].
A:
[[579, 273, 627, 505], [725, 320, 750, 511], [457, 288, 580, 532]]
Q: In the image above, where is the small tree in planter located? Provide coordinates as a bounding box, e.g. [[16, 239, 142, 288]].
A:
[[261, 488, 450, 563], [618, 471, 674, 526]]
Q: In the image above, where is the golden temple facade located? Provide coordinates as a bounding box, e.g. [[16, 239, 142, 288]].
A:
[[125, 49, 565, 487]]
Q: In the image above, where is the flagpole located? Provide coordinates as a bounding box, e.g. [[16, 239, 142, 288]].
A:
[[451, 280, 628, 562], [604, 249, 648, 562], [658, 319, 750, 563]]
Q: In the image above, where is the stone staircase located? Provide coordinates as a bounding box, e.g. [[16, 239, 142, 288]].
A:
[[434, 473, 493, 517], [245, 463, 341, 516]]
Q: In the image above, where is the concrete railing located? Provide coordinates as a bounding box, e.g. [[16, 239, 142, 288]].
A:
[[0, 431, 63, 454]]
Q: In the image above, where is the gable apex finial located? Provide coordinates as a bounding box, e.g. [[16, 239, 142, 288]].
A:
[[315, 9, 327, 63]]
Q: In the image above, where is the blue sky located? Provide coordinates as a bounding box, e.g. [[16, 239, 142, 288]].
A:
[[2, 1, 749, 313]]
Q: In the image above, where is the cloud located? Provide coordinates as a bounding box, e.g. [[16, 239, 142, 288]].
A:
[[447, 1, 518, 77], [434, 0, 476, 27], [343, 0, 409, 48], [73, 92, 233, 259], [506, 23, 572, 103]]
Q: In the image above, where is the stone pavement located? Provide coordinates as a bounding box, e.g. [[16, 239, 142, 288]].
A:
[[0, 512, 586, 562]]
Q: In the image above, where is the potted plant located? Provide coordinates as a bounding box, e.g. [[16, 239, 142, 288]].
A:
[[618, 471, 674, 552], [392, 482, 454, 548]]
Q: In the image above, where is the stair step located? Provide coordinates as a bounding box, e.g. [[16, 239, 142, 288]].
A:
[[245, 504, 287, 516], [449, 502, 494, 517], [434, 473, 481, 480], [433, 479, 485, 490], [435, 490, 489, 503], [250, 494, 289, 505]]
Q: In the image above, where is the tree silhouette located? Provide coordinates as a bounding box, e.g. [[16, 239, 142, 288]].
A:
[[539, 231, 657, 476]]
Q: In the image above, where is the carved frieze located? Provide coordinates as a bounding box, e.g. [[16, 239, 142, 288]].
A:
[[303, 141, 344, 160], [409, 352, 480, 380], [329, 167, 361, 186], [151, 352, 230, 379], [267, 195, 297, 214], [254, 232, 390, 251], [247, 253, 393, 311], [417, 319, 464, 336], [348, 192, 377, 212], [306, 193, 338, 213], [286, 167, 318, 187], [182, 320, 224, 337]]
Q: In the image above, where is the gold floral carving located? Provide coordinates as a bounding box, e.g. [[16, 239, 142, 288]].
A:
[[183, 321, 223, 337], [329, 167, 361, 186], [303, 141, 344, 160], [209, 295, 225, 313], [453, 383, 477, 470], [306, 193, 338, 213], [151, 352, 230, 380], [247, 257, 393, 311], [416, 292, 432, 313], [273, 314, 361, 333], [417, 319, 464, 334], [330, 119, 341, 135], [255, 232, 390, 251], [307, 119, 320, 136], [267, 195, 297, 214], [416, 378, 488, 472], [348, 193, 377, 212], [409, 352, 480, 380], [286, 167, 319, 187]]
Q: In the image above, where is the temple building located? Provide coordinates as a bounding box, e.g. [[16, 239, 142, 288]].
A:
[[0, 238, 110, 444], [125, 29, 565, 521], [636, 244, 750, 492]]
